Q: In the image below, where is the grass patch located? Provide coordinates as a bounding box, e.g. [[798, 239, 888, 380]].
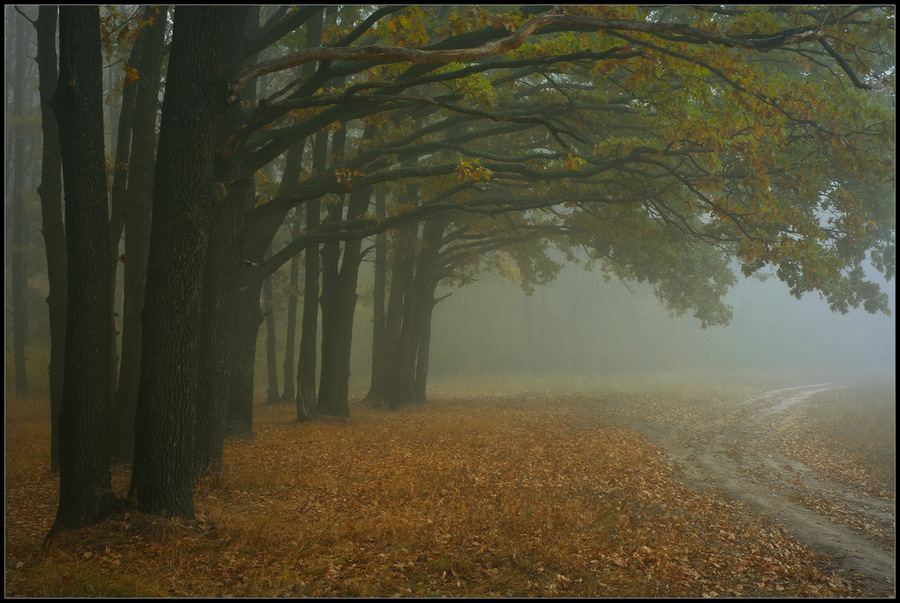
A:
[[6, 392, 872, 597]]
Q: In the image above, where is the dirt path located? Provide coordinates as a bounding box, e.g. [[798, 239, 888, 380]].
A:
[[597, 385, 895, 595]]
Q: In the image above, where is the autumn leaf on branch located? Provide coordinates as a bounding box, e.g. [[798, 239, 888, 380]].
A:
[[455, 156, 493, 182], [123, 64, 139, 84]]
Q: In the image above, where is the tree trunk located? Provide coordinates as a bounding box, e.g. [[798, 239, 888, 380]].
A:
[[263, 258, 280, 404], [105, 28, 145, 403], [362, 187, 388, 405], [110, 5, 167, 464], [296, 128, 328, 421], [317, 184, 373, 417], [196, 8, 256, 470], [35, 6, 67, 473], [11, 9, 29, 399], [316, 118, 348, 418], [280, 158, 305, 403], [51, 6, 119, 530], [297, 231, 320, 420], [225, 282, 262, 437], [410, 215, 449, 403], [293, 11, 326, 421], [281, 234, 300, 402], [414, 296, 438, 403], [129, 7, 246, 519], [382, 217, 419, 410], [196, 182, 247, 468]]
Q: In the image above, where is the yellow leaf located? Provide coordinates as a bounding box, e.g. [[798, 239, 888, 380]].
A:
[[124, 64, 139, 84]]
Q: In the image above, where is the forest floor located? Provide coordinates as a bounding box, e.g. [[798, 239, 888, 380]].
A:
[[579, 382, 896, 596], [5, 381, 895, 597]]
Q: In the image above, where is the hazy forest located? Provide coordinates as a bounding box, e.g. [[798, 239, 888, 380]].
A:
[[5, 5, 896, 597]]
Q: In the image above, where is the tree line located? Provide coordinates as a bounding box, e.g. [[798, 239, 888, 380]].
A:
[[4, 5, 894, 531]]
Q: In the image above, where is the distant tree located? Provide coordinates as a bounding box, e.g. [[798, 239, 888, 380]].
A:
[[362, 186, 388, 404], [263, 252, 281, 404], [11, 8, 30, 399], [280, 202, 303, 403]]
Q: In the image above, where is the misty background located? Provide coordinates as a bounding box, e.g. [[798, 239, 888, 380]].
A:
[[330, 250, 896, 394]]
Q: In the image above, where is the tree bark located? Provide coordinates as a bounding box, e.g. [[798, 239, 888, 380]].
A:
[[35, 5, 67, 473], [414, 296, 438, 403], [111, 5, 167, 464], [206, 8, 260, 445], [280, 148, 305, 403], [225, 283, 262, 437], [315, 117, 348, 417], [263, 256, 280, 404], [362, 187, 388, 404], [281, 214, 301, 402], [130, 7, 246, 519], [105, 15, 148, 403], [296, 128, 328, 421], [382, 216, 419, 410], [51, 5, 119, 530], [316, 184, 373, 417], [294, 10, 326, 422], [411, 215, 449, 403]]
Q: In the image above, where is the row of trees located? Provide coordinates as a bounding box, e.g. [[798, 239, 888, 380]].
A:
[[5, 5, 894, 530]]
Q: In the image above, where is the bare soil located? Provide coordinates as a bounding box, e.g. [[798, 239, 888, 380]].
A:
[[584, 384, 896, 596]]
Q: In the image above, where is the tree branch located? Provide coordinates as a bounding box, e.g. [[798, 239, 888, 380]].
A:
[[227, 13, 831, 103]]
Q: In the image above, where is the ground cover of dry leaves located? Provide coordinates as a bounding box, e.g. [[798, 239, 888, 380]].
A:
[[5, 392, 871, 597], [768, 386, 895, 549]]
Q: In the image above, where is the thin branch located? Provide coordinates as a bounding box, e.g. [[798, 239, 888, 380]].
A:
[[818, 38, 874, 90]]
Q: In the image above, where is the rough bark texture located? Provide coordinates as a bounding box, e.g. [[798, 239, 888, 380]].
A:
[[200, 178, 256, 451], [206, 8, 259, 445], [196, 181, 248, 470], [51, 6, 119, 529], [130, 7, 246, 519], [35, 5, 67, 473]]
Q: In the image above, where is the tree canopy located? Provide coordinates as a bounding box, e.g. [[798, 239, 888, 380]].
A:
[[229, 5, 893, 321]]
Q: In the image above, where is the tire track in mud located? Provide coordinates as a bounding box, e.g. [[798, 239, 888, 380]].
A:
[[612, 384, 895, 595]]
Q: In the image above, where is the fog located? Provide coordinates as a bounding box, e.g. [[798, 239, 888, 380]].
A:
[[414, 258, 896, 392]]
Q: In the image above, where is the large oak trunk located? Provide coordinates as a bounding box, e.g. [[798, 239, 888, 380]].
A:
[[129, 7, 247, 519], [51, 6, 119, 529]]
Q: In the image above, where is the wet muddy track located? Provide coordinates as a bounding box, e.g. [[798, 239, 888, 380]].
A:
[[590, 385, 896, 595]]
